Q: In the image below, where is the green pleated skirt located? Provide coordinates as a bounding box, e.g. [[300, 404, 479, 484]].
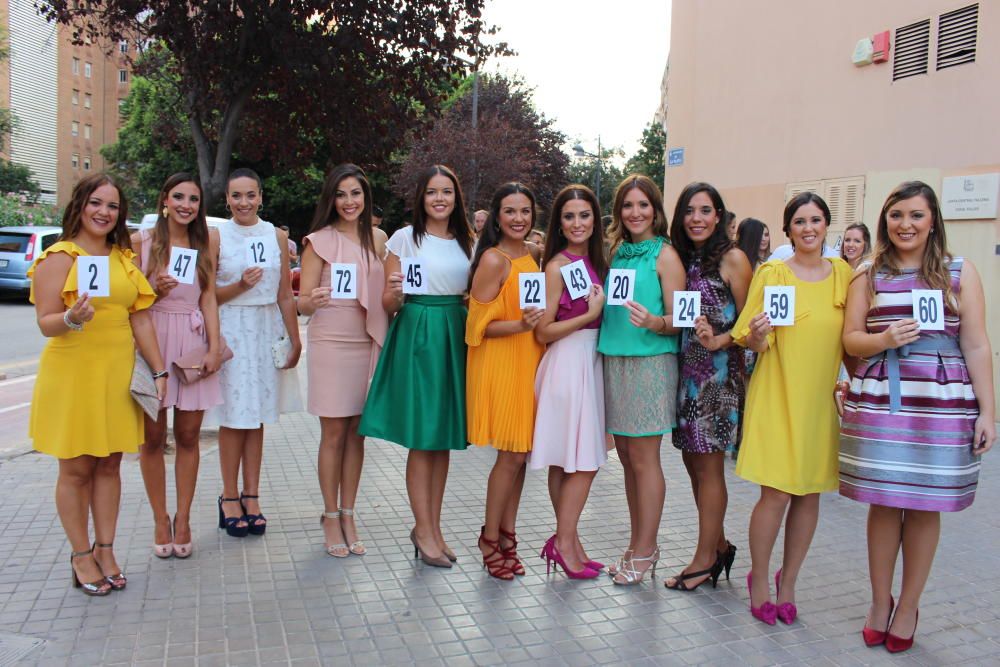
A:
[[359, 295, 469, 451]]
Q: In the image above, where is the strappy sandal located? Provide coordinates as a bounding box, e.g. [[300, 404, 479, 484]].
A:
[[240, 493, 267, 535], [479, 526, 515, 581], [217, 495, 249, 537], [664, 556, 723, 591], [93, 542, 126, 590], [612, 547, 660, 586], [498, 527, 525, 576], [608, 548, 632, 577], [339, 508, 366, 556], [320, 511, 349, 557], [70, 547, 111, 597]]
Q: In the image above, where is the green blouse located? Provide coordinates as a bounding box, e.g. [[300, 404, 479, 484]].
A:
[[597, 236, 679, 357]]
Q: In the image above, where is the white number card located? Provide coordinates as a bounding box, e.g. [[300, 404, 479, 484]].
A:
[[168, 247, 198, 285], [244, 236, 275, 267], [76, 256, 110, 297], [912, 289, 944, 331], [559, 259, 592, 300], [518, 272, 546, 310], [607, 268, 636, 306], [764, 286, 795, 326], [330, 263, 358, 300], [672, 291, 701, 328], [401, 258, 428, 295]]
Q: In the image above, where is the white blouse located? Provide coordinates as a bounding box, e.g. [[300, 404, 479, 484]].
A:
[[386, 226, 471, 296]]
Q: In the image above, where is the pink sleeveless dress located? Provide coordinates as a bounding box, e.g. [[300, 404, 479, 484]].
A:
[[304, 227, 387, 418], [139, 231, 223, 412]]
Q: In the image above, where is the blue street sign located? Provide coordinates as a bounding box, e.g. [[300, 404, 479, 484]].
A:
[[668, 148, 685, 166]]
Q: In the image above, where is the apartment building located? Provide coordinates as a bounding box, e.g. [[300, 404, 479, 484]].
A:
[[0, 0, 131, 205], [663, 0, 999, 410]]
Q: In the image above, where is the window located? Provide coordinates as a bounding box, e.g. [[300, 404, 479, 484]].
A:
[[72, 89, 79, 105], [938, 3, 978, 70], [83, 156, 91, 171], [71, 58, 79, 75], [84, 93, 91, 109], [118, 69, 128, 84], [84, 62, 92, 78], [119, 40, 128, 54], [71, 154, 80, 169], [893, 18, 930, 81], [71, 121, 79, 137], [84, 124, 91, 140]]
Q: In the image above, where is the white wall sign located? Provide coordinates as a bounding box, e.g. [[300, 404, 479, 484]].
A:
[[941, 173, 999, 220]]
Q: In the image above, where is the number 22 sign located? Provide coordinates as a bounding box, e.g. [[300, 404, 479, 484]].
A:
[[763, 286, 795, 326], [518, 272, 546, 310]]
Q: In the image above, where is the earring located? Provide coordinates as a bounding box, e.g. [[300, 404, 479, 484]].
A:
[[225, 203, 231, 213], [161, 206, 169, 218], [257, 203, 264, 213]]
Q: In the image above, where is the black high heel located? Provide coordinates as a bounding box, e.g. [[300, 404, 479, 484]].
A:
[[240, 493, 267, 536], [719, 541, 737, 581], [664, 554, 724, 591], [217, 496, 249, 537]]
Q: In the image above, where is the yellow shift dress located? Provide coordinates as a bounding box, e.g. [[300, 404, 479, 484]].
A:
[[732, 258, 851, 495], [466, 250, 545, 452], [28, 242, 156, 459]]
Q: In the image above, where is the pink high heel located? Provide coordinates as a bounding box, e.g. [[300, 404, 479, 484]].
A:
[[774, 569, 798, 624], [542, 534, 600, 579], [747, 573, 777, 625]]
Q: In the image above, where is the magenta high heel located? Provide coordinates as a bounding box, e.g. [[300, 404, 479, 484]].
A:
[[774, 569, 798, 624], [542, 534, 600, 579], [747, 573, 777, 625]]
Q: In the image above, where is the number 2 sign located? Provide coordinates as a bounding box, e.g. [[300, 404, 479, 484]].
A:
[[518, 272, 546, 310], [912, 289, 944, 331], [764, 286, 795, 326], [76, 256, 110, 297]]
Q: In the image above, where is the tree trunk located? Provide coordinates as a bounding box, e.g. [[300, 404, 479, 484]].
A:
[[187, 85, 254, 215]]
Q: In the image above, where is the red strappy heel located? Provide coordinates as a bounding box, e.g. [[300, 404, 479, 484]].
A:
[[498, 527, 525, 576], [478, 526, 514, 581]]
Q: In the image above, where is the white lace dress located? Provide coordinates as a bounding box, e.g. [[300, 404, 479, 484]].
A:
[[207, 219, 302, 429]]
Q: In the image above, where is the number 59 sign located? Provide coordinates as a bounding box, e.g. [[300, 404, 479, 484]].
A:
[[763, 286, 795, 326]]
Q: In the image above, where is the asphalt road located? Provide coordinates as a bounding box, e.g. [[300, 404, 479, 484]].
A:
[[0, 295, 45, 371]]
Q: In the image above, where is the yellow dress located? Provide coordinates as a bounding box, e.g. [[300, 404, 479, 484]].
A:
[[732, 258, 851, 495], [466, 250, 545, 452], [28, 242, 156, 458]]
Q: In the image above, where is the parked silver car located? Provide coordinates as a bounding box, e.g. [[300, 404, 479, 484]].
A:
[[0, 226, 62, 295]]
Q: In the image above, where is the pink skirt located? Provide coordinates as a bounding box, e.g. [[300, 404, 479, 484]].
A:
[[307, 337, 379, 418], [529, 329, 607, 472], [149, 308, 223, 412]]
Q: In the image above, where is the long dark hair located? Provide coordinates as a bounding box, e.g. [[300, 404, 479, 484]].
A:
[[736, 217, 767, 271], [308, 163, 376, 262], [669, 181, 732, 272], [542, 184, 608, 281], [59, 173, 131, 250], [411, 164, 473, 258], [468, 182, 537, 289], [146, 173, 211, 287]]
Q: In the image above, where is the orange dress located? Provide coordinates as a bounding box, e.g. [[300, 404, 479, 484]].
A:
[[466, 249, 545, 452]]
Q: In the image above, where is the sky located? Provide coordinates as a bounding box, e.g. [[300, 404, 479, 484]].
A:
[[481, 0, 671, 162]]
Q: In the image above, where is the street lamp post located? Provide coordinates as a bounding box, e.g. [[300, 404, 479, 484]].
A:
[[572, 135, 602, 203]]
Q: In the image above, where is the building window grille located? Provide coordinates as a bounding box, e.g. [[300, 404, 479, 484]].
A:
[[893, 18, 930, 81], [84, 93, 91, 109], [83, 156, 92, 171], [84, 62, 92, 78], [72, 58, 80, 75], [71, 121, 79, 137], [937, 3, 978, 70], [71, 154, 79, 169], [118, 69, 128, 84]]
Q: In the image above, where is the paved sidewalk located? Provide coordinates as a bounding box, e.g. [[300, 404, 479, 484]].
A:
[[0, 407, 997, 666]]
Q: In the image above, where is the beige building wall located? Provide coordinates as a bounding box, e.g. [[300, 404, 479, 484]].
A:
[[665, 0, 1000, 411]]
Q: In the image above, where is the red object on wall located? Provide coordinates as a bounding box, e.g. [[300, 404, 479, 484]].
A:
[[873, 30, 890, 63]]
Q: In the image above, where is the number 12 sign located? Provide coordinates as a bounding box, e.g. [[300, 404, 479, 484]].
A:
[[606, 269, 636, 306], [764, 286, 795, 326], [912, 289, 944, 331], [518, 272, 546, 310]]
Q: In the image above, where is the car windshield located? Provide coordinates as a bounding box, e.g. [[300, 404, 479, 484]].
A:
[[0, 233, 30, 253]]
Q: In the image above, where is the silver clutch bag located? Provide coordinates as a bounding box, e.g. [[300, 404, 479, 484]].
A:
[[130, 353, 160, 419], [271, 336, 291, 369]]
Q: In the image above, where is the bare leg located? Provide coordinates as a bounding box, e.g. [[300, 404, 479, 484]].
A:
[[429, 451, 451, 553], [554, 470, 598, 572], [217, 426, 248, 529], [339, 416, 365, 549], [612, 435, 664, 583], [748, 485, 790, 607], [91, 454, 124, 577], [482, 451, 528, 543], [547, 467, 562, 518], [317, 416, 349, 549], [57, 456, 103, 585], [240, 426, 266, 529], [667, 452, 727, 588], [139, 409, 171, 546], [407, 449, 444, 559], [171, 409, 204, 546], [775, 493, 820, 605], [866, 504, 903, 633], [615, 436, 639, 549], [890, 510, 940, 640]]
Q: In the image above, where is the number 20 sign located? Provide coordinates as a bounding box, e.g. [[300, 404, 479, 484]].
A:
[[606, 269, 635, 306]]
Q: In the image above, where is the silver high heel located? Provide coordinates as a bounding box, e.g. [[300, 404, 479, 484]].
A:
[[320, 511, 349, 558], [339, 508, 367, 556], [612, 547, 660, 586], [608, 548, 632, 577]]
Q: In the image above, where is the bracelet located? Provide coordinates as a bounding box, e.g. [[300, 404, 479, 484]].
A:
[[63, 310, 83, 331], [151, 369, 169, 380]]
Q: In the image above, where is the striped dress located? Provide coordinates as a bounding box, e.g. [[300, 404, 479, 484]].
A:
[[839, 259, 980, 512]]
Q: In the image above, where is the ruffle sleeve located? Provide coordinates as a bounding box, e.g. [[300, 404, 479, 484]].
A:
[[119, 248, 156, 313], [27, 241, 81, 306], [465, 293, 506, 347], [830, 257, 851, 309], [732, 260, 785, 349]]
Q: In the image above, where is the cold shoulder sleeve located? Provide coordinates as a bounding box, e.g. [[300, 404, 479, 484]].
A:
[[465, 293, 506, 347]]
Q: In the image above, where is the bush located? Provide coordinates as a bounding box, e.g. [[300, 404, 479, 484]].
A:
[[0, 193, 61, 227]]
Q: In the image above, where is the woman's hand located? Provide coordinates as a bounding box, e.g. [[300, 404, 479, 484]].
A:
[[881, 318, 920, 349], [834, 380, 849, 417], [747, 312, 772, 352], [973, 415, 996, 455], [66, 293, 95, 325], [694, 315, 722, 351], [283, 340, 303, 369], [154, 273, 179, 297], [155, 376, 168, 402], [585, 284, 605, 320], [240, 266, 264, 290], [520, 307, 545, 332], [200, 348, 223, 376], [386, 271, 404, 302], [625, 300, 661, 331], [310, 286, 332, 309]]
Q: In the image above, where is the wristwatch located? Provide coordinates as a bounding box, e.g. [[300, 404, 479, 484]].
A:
[[152, 369, 169, 380]]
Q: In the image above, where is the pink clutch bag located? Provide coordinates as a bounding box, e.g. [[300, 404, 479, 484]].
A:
[[172, 340, 234, 385]]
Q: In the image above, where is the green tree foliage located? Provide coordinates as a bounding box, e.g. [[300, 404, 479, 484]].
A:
[[625, 121, 666, 188], [566, 147, 625, 224], [0, 161, 41, 202]]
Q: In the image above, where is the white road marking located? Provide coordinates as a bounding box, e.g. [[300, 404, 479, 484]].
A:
[[0, 374, 36, 388], [0, 401, 30, 414]]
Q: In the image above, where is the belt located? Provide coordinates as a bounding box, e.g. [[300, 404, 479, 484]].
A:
[[884, 336, 960, 413]]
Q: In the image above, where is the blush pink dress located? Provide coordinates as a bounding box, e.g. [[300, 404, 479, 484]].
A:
[[304, 227, 387, 418], [139, 231, 223, 412]]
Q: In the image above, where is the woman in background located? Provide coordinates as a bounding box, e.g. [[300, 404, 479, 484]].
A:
[[736, 218, 770, 272], [839, 222, 871, 270]]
